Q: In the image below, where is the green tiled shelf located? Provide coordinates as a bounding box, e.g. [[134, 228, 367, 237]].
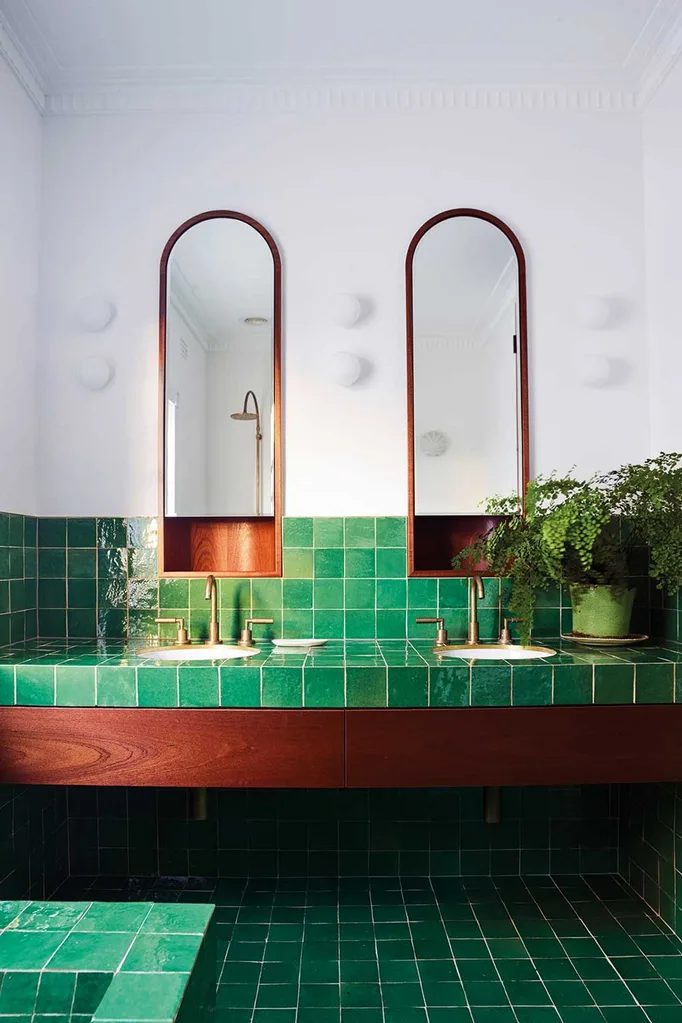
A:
[[0, 898, 213, 1022], [0, 637, 678, 708]]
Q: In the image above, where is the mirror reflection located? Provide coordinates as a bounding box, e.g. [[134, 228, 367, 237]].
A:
[[412, 214, 521, 514], [165, 216, 275, 517]]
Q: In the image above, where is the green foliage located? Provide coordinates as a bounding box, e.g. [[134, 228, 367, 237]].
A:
[[453, 452, 682, 645]]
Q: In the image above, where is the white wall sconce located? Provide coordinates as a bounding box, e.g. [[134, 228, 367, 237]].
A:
[[77, 296, 116, 332], [576, 295, 613, 330], [329, 351, 363, 387], [330, 293, 363, 328], [78, 357, 113, 391], [577, 354, 613, 388]]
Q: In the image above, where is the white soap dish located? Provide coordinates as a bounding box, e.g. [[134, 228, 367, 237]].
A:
[[272, 638, 328, 648]]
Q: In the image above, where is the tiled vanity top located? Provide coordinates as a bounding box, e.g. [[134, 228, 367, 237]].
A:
[[0, 638, 680, 709], [0, 899, 212, 1021]]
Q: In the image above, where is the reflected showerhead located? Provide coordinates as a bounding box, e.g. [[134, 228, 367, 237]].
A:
[[231, 389, 261, 422]]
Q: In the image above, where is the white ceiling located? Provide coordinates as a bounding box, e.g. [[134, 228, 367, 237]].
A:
[[1, 0, 681, 107]]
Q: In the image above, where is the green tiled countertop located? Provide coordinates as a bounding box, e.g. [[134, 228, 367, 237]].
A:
[[0, 638, 680, 709], [0, 899, 213, 1022]]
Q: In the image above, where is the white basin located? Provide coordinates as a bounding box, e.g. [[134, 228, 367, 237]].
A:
[[138, 644, 259, 661], [437, 644, 556, 660]]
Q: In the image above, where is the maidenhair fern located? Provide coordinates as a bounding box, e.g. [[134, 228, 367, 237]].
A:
[[453, 453, 682, 645]]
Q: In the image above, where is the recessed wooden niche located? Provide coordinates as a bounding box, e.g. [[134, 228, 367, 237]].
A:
[[158, 211, 282, 577], [406, 209, 530, 577]]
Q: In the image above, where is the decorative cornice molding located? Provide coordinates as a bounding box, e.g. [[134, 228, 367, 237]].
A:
[[0, 15, 44, 111], [43, 82, 639, 117]]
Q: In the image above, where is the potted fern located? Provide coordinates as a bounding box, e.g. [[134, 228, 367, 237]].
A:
[[453, 453, 682, 645]]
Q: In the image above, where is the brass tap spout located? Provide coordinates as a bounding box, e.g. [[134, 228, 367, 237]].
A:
[[468, 576, 485, 645], [205, 574, 221, 645]]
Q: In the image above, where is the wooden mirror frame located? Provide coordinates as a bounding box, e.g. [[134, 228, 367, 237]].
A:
[[158, 210, 282, 577], [406, 208, 530, 577]]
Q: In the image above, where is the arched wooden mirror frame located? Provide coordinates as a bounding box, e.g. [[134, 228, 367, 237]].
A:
[[406, 208, 530, 576], [158, 210, 282, 577]]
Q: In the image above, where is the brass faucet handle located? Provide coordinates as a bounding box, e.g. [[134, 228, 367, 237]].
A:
[[239, 618, 274, 649], [415, 617, 448, 647], [155, 616, 189, 646], [500, 617, 524, 644]]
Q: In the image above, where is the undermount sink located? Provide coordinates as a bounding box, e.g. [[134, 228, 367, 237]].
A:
[[139, 644, 260, 661], [437, 644, 557, 660]]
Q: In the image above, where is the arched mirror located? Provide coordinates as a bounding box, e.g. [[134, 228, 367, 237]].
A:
[[159, 211, 282, 576], [406, 209, 529, 575]]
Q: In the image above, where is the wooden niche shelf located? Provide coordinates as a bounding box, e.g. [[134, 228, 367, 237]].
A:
[[162, 517, 279, 576], [158, 210, 283, 578]]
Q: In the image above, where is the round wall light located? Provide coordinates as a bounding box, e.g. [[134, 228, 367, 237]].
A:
[[78, 357, 113, 391], [330, 293, 362, 329], [77, 296, 116, 332], [329, 351, 362, 387]]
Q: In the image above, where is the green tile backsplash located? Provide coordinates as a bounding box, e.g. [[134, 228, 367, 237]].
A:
[[0, 786, 68, 901], [30, 516, 571, 643], [0, 513, 37, 646]]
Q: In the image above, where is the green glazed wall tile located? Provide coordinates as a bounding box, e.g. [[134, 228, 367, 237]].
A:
[[314, 518, 344, 547], [346, 579, 376, 609], [377, 579, 406, 610], [314, 580, 344, 609], [283, 518, 313, 548], [635, 663, 674, 703], [122, 932, 199, 972], [344, 518, 375, 548], [438, 579, 469, 608], [376, 517, 406, 547], [346, 549, 375, 579], [67, 517, 97, 547], [376, 610, 406, 639], [39, 549, 66, 579], [282, 609, 314, 638], [159, 578, 189, 608], [0, 930, 65, 969], [283, 549, 314, 578], [38, 518, 66, 547], [94, 972, 186, 1022], [315, 549, 345, 579], [314, 610, 345, 638], [68, 549, 96, 578], [283, 579, 313, 609], [376, 548, 406, 578], [345, 610, 376, 640], [252, 579, 283, 606], [97, 518, 127, 548]]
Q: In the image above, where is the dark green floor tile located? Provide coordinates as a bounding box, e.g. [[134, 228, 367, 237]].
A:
[[428, 1011, 474, 1023], [469, 1009, 516, 1023], [626, 979, 680, 1005], [600, 1009, 652, 1022], [341, 982, 383, 1007]]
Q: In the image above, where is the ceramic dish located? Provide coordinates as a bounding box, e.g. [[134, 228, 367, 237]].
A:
[[272, 638, 328, 648]]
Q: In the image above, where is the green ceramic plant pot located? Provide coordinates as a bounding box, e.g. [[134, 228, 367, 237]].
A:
[[570, 585, 635, 638]]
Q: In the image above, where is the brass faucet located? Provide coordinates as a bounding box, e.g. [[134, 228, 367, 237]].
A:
[[468, 576, 485, 644], [154, 616, 189, 646], [239, 617, 273, 648], [205, 575, 221, 645], [415, 617, 449, 648]]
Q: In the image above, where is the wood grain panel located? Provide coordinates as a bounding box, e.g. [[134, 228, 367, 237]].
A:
[[346, 707, 682, 787], [163, 517, 277, 576], [0, 709, 344, 788]]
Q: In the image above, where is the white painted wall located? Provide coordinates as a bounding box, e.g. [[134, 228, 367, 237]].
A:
[[643, 59, 682, 456], [0, 59, 41, 514], [35, 105, 650, 515]]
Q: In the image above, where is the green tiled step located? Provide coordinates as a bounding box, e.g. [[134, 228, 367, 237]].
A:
[[0, 900, 213, 1022], [0, 639, 679, 708]]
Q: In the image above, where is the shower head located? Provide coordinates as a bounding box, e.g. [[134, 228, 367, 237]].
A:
[[231, 389, 260, 422]]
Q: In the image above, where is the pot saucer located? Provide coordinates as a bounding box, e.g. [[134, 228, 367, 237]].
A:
[[561, 632, 648, 647]]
